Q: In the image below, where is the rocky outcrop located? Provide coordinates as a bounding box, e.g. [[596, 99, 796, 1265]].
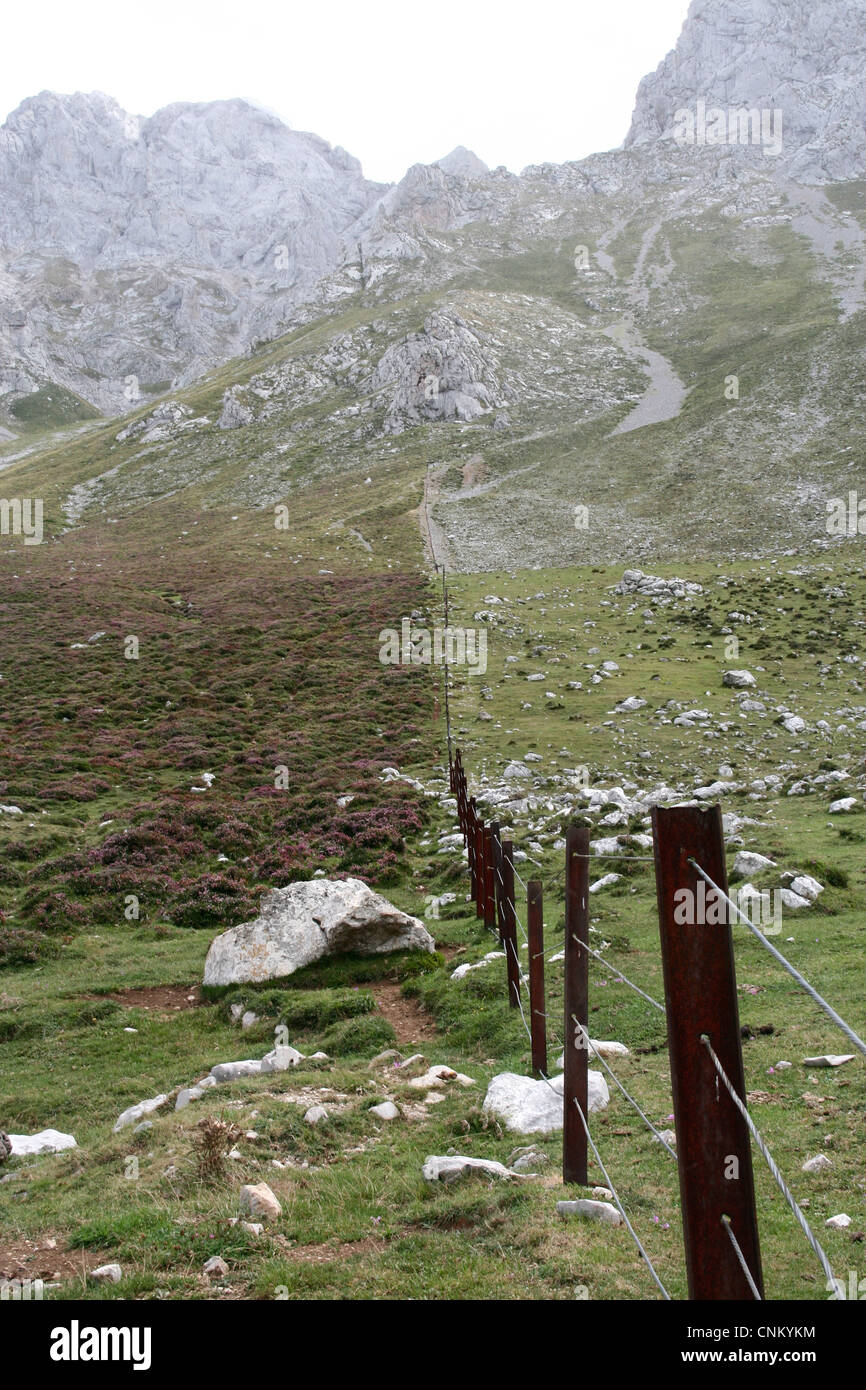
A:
[[625, 0, 866, 183], [371, 310, 503, 434], [203, 877, 435, 986]]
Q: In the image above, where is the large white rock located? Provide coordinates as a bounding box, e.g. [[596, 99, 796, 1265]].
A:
[[203, 877, 434, 985], [483, 1071, 609, 1134], [723, 670, 757, 689], [7, 1128, 77, 1156]]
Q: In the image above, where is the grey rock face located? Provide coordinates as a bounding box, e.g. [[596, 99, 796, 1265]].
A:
[[202, 876, 434, 986], [0, 91, 384, 414], [625, 0, 866, 183], [371, 310, 503, 434]]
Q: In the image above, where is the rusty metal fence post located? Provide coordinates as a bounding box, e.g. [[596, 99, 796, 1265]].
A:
[[563, 824, 589, 1186], [652, 804, 764, 1301], [528, 880, 547, 1077]]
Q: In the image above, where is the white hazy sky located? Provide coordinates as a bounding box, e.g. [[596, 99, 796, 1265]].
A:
[[0, 0, 691, 184]]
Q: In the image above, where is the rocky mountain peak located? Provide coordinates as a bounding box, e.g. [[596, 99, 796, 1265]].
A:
[[435, 146, 490, 178], [624, 0, 866, 182]]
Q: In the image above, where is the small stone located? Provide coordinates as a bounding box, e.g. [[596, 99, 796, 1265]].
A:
[[825, 1213, 852, 1229], [209, 1060, 262, 1083], [203, 1255, 228, 1278], [90, 1263, 122, 1284], [239, 1182, 282, 1222], [132, 1121, 153, 1136], [369, 1050, 403, 1067], [242, 1221, 264, 1236], [422, 1155, 515, 1184], [802, 1154, 833, 1173], [370, 1101, 399, 1121], [304, 1105, 328, 1125], [556, 1199, 622, 1226], [733, 850, 777, 876], [803, 1055, 856, 1068], [260, 1046, 304, 1072]]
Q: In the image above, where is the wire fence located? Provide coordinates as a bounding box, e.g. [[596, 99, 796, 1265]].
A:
[[435, 566, 862, 1302]]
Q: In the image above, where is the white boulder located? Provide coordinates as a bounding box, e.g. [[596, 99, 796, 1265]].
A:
[[7, 1128, 77, 1156], [483, 1070, 609, 1134], [203, 877, 434, 985]]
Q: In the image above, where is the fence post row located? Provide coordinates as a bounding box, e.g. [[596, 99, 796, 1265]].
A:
[[483, 828, 497, 934], [563, 824, 590, 1186], [501, 839, 521, 1009], [527, 880, 547, 1078], [492, 826, 506, 945], [652, 804, 764, 1301]]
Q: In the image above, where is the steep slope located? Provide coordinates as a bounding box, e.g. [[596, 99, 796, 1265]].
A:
[[625, 0, 866, 183]]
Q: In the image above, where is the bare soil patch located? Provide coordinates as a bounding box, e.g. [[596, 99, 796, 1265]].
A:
[[369, 981, 438, 1044], [82, 985, 204, 1013]]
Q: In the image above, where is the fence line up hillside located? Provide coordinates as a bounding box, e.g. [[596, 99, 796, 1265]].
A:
[[433, 565, 863, 1301]]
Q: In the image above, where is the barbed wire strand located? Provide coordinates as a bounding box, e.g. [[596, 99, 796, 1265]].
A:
[[569, 1097, 672, 1301], [582, 940, 667, 1015], [721, 1215, 762, 1301], [701, 1035, 836, 1290], [569, 1019, 676, 1159], [690, 861, 866, 1061]]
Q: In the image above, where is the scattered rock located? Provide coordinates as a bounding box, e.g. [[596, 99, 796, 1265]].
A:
[[90, 1264, 122, 1284], [789, 875, 824, 902], [7, 1128, 77, 1156], [203, 1255, 229, 1278], [422, 1155, 516, 1184], [826, 1214, 852, 1229], [556, 1199, 622, 1226], [733, 850, 777, 876], [483, 1070, 609, 1134], [803, 1055, 855, 1068], [113, 1095, 169, 1133], [210, 1060, 263, 1083], [304, 1106, 328, 1125], [723, 670, 757, 688], [802, 1154, 833, 1173], [239, 1182, 282, 1222], [260, 1046, 304, 1072], [370, 1101, 400, 1121], [589, 873, 622, 894], [175, 1077, 218, 1110]]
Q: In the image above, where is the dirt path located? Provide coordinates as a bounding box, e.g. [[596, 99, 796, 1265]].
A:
[[368, 981, 438, 1044]]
